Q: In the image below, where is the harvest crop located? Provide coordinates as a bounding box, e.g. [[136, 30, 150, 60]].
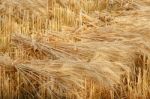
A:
[[0, 0, 150, 99]]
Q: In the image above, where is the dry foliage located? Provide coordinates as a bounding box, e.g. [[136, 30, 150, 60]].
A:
[[0, 0, 150, 99]]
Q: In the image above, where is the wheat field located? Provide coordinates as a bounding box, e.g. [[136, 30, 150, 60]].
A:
[[0, 0, 150, 99]]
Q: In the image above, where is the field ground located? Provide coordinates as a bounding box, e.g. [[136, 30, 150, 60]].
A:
[[0, 0, 150, 99]]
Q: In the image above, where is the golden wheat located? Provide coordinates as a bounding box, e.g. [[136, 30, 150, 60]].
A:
[[0, 0, 150, 99]]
